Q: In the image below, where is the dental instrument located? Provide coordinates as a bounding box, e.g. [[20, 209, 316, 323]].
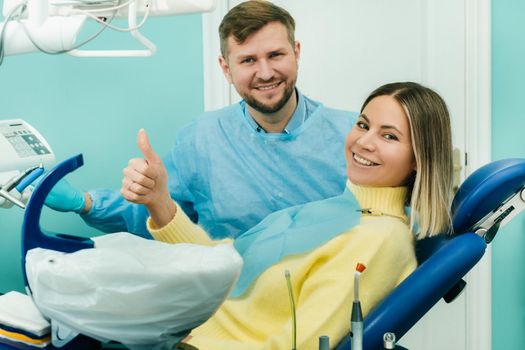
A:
[[318, 335, 329, 350], [285, 269, 297, 350], [2, 165, 39, 192], [0, 186, 25, 208], [351, 263, 366, 350], [0, 165, 43, 209]]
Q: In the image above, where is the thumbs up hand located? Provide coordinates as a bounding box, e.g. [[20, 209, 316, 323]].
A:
[[121, 129, 176, 228]]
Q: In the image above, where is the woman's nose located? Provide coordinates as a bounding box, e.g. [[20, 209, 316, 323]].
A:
[[355, 132, 376, 151]]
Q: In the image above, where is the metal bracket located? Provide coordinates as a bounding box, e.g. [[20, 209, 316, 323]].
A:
[[473, 187, 525, 243]]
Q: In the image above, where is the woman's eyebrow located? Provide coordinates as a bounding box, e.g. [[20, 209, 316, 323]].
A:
[[358, 114, 369, 122], [360, 113, 404, 136], [380, 124, 403, 135]]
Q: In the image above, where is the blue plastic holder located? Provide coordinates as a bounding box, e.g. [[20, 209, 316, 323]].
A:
[[19, 154, 100, 350], [21, 154, 95, 284]]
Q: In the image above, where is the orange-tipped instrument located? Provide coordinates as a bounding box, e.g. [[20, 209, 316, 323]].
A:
[[351, 263, 366, 350]]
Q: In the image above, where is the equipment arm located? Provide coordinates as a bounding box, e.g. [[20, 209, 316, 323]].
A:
[[0, 0, 216, 60]]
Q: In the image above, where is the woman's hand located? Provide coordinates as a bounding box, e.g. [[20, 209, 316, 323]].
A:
[[121, 129, 176, 228]]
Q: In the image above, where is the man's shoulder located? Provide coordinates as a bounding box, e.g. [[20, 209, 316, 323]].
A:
[[318, 104, 359, 121], [194, 104, 241, 122], [302, 94, 358, 123], [178, 104, 242, 138], [181, 104, 241, 134]]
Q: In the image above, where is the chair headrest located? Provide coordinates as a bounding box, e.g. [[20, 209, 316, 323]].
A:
[[451, 158, 525, 233]]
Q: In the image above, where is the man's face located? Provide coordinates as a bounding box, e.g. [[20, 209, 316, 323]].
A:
[[219, 22, 300, 114]]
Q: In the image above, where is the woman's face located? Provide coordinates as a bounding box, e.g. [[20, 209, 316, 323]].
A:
[[345, 95, 416, 187]]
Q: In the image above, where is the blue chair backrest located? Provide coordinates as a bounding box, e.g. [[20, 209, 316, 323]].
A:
[[335, 158, 525, 350]]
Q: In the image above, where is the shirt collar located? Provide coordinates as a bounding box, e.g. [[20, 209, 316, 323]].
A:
[[241, 88, 307, 134]]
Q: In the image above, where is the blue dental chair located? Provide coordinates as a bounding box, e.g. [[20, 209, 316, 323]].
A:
[[3, 155, 525, 350], [335, 157, 525, 350]]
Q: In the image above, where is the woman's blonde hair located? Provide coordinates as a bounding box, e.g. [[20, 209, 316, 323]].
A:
[[361, 82, 454, 238]]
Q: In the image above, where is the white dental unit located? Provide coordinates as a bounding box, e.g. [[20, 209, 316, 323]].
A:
[[0, 119, 55, 208]]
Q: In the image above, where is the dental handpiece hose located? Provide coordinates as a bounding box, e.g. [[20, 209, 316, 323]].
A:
[[351, 263, 366, 350]]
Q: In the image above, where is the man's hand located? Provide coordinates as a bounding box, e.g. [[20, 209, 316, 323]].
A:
[[44, 178, 88, 214], [121, 129, 176, 228]]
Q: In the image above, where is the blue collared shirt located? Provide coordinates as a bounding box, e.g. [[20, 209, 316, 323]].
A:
[[243, 89, 307, 134]]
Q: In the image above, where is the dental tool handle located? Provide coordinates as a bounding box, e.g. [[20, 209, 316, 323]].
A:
[[16, 166, 44, 192], [318, 335, 329, 350], [351, 301, 364, 350], [2, 166, 38, 191], [354, 263, 366, 301], [354, 271, 359, 301], [0, 188, 25, 208]]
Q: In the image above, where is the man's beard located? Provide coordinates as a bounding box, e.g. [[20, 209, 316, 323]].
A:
[[243, 80, 296, 114]]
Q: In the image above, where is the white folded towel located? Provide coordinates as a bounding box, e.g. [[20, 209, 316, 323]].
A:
[[0, 291, 50, 337]]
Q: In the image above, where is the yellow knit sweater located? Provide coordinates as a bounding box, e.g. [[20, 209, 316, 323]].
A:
[[147, 182, 417, 349]]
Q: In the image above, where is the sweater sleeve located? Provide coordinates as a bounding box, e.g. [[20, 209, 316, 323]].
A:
[[147, 201, 231, 246]]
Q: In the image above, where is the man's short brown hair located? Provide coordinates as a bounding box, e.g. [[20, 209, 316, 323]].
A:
[[219, 0, 295, 58]]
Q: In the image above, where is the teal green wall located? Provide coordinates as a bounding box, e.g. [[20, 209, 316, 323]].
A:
[[0, 14, 204, 292], [492, 1, 525, 348]]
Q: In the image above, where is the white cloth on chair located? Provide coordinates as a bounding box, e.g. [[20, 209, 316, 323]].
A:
[[25, 232, 242, 349]]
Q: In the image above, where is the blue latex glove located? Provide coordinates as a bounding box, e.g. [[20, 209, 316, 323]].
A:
[[43, 178, 86, 214]]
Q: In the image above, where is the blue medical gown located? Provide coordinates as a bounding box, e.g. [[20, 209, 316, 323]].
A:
[[81, 92, 357, 239]]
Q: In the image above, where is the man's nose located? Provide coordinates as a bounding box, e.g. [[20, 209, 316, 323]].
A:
[[255, 60, 274, 80]]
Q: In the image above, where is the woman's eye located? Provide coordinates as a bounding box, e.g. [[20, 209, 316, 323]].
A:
[[357, 121, 368, 130], [384, 134, 399, 141]]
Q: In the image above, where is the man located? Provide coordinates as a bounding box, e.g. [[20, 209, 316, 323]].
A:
[[47, 0, 357, 239]]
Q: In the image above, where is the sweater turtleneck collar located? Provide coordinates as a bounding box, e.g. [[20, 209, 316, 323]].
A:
[[346, 180, 408, 224]]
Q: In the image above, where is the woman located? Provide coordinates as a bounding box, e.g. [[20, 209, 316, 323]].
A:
[[121, 82, 453, 349]]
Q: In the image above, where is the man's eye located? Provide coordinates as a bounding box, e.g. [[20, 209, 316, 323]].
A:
[[269, 52, 283, 58], [241, 58, 255, 64]]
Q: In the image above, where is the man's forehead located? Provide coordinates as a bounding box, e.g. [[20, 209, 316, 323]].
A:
[[229, 42, 289, 57], [226, 36, 293, 59]]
